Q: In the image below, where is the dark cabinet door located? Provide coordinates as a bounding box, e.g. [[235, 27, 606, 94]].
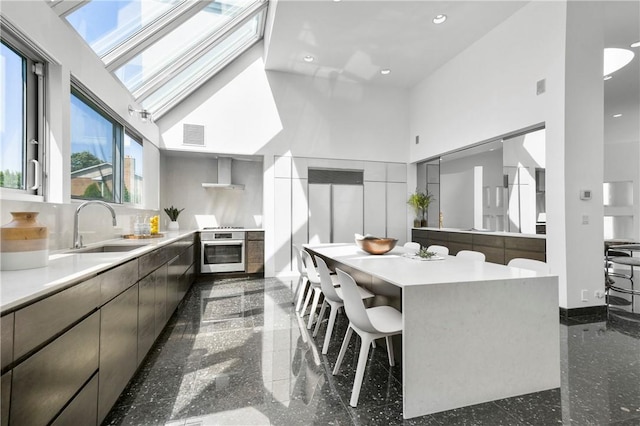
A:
[[98, 284, 139, 423]]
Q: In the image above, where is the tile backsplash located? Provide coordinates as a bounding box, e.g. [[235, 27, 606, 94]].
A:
[[1, 200, 158, 251]]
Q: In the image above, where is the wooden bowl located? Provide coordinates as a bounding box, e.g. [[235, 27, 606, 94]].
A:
[[355, 237, 398, 255]]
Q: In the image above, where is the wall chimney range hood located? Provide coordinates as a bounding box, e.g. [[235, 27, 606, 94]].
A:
[[202, 157, 245, 190]]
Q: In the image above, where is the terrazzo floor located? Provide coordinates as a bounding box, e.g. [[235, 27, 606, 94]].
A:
[[104, 276, 640, 426]]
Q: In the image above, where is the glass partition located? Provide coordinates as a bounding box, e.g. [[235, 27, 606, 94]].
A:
[[416, 125, 546, 234]]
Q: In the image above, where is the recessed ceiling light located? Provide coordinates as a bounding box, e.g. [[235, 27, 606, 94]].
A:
[[613, 113, 622, 118], [303, 55, 314, 62], [380, 69, 391, 75], [433, 14, 447, 24], [603, 48, 634, 76], [631, 41, 640, 48], [604, 75, 613, 81]]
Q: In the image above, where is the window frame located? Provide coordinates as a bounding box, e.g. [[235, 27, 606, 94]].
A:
[[0, 31, 46, 199], [123, 130, 144, 206], [69, 81, 145, 206]]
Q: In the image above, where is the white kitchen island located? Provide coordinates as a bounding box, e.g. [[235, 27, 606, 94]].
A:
[[305, 243, 560, 419]]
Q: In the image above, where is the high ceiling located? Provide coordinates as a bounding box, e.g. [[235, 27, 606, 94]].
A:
[[264, 0, 528, 88], [51, 0, 638, 143], [265, 0, 639, 145]]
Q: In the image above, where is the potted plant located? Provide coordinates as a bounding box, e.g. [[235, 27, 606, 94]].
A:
[[164, 205, 184, 231], [407, 191, 434, 227]]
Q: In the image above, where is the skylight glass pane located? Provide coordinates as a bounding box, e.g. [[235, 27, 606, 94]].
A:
[[114, 0, 256, 92], [66, 0, 182, 56], [141, 13, 260, 114]]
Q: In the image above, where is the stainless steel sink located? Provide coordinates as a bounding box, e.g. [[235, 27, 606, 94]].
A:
[[71, 244, 148, 253]]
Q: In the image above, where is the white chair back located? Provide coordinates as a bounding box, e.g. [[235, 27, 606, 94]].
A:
[[403, 242, 421, 254], [301, 250, 320, 284], [336, 269, 377, 334], [295, 246, 308, 277], [427, 245, 449, 255], [456, 250, 486, 262], [508, 258, 550, 274], [315, 256, 341, 303]]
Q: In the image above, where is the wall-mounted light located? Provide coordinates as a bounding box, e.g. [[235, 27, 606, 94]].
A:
[[128, 105, 152, 123]]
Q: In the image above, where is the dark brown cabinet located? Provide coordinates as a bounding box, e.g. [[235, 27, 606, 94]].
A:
[[411, 229, 546, 264], [246, 231, 265, 275], [10, 312, 99, 426], [1, 234, 197, 426], [98, 284, 139, 423]]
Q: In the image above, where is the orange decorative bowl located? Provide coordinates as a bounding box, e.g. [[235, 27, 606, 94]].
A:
[[355, 237, 398, 255]]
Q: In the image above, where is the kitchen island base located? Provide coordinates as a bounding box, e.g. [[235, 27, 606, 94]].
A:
[[306, 244, 560, 419]]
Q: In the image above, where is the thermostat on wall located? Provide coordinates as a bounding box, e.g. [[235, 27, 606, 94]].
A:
[[580, 189, 592, 200]]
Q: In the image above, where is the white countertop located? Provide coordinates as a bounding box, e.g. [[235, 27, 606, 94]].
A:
[[412, 227, 546, 239], [306, 243, 550, 288], [0, 230, 197, 313]]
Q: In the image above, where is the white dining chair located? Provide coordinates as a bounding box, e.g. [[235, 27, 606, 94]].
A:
[[332, 268, 403, 407], [299, 251, 339, 329], [403, 241, 421, 255], [508, 258, 550, 274], [456, 250, 486, 262], [294, 246, 309, 312], [313, 256, 374, 355], [427, 245, 449, 255]]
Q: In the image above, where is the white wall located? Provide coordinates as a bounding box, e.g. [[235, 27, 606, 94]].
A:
[[159, 155, 263, 231], [158, 44, 410, 276], [409, 1, 608, 310]]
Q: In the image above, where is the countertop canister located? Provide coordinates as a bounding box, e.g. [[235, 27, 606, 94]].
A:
[[0, 212, 49, 270]]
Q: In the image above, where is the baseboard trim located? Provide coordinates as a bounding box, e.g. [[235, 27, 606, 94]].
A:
[[559, 305, 607, 318]]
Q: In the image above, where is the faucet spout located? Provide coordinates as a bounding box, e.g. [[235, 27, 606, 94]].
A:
[[72, 200, 118, 249]]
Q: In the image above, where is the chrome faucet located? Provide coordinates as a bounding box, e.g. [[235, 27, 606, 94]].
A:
[[72, 200, 117, 249]]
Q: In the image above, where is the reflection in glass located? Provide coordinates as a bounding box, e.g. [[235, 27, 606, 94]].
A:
[[114, 0, 256, 92], [124, 133, 143, 205], [0, 42, 25, 189], [603, 181, 633, 207], [66, 0, 181, 56], [70, 92, 118, 202]]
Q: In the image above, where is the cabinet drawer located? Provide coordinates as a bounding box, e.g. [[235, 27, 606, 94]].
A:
[[138, 246, 168, 278], [448, 233, 472, 244], [448, 242, 472, 256], [504, 237, 546, 253], [11, 312, 99, 426], [14, 278, 99, 361], [246, 231, 264, 241], [100, 259, 138, 304], [426, 230, 448, 242], [1, 313, 14, 370], [477, 246, 505, 264], [51, 374, 98, 426], [247, 241, 264, 263], [1, 372, 10, 426], [473, 234, 505, 249], [411, 229, 428, 240]]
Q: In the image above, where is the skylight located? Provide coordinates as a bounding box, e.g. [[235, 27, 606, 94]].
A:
[[59, 0, 268, 119]]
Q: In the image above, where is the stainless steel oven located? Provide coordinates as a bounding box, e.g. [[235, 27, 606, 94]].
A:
[[201, 229, 245, 273]]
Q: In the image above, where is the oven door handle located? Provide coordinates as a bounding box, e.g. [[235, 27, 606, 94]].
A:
[[202, 239, 244, 246]]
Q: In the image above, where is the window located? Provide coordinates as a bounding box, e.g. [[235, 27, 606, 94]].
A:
[[123, 132, 143, 205], [0, 38, 44, 195], [70, 87, 144, 205], [70, 88, 122, 202]]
